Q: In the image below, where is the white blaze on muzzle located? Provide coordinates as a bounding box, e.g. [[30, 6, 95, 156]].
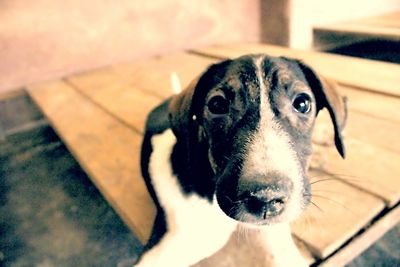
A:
[[240, 56, 305, 221]]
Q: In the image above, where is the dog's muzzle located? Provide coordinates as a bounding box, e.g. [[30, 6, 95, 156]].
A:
[[216, 173, 294, 225]]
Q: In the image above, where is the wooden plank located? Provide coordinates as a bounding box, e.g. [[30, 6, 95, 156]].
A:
[[340, 86, 400, 124], [319, 137, 400, 206], [314, 11, 400, 41], [291, 169, 385, 259], [27, 80, 156, 244], [355, 12, 400, 29], [313, 109, 400, 205], [66, 53, 216, 132], [346, 111, 400, 154], [111, 52, 216, 98], [313, 107, 400, 156], [191, 43, 400, 97], [319, 205, 400, 267], [66, 68, 161, 133], [314, 23, 400, 42]]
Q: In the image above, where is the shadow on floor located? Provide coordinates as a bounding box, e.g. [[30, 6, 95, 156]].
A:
[[327, 39, 400, 64], [0, 125, 143, 266]]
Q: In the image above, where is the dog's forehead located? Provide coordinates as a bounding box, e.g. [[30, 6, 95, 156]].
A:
[[194, 55, 310, 114], [218, 55, 306, 92], [261, 56, 306, 84]]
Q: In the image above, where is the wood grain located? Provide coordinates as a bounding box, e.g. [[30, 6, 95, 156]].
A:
[[27, 81, 156, 243], [340, 86, 400, 124], [111, 53, 216, 98], [191, 43, 400, 97], [67, 69, 160, 133], [314, 11, 400, 41], [67, 53, 216, 133], [345, 111, 400, 154], [291, 170, 385, 259], [320, 137, 400, 206], [319, 205, 400, 267]]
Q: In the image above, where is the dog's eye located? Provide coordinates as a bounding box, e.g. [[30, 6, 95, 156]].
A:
[[207, 93, 229, 115], [292, 93, 311, 114]]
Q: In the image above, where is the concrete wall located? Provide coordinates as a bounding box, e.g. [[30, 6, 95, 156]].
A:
[[0, 0, 260, 93], [2, 0, 399, 94]]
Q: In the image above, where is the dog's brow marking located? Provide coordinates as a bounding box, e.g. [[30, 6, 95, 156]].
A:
[[240, 57, 304, 221]]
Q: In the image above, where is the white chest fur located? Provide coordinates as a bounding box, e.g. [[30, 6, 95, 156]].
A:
[[144, 129, 237, 267]]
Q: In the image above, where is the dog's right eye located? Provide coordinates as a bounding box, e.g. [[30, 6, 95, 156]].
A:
[[292, 93, 311, 114], [207, 93, 229, 115]]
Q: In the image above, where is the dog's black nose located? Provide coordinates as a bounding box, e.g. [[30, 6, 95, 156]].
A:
[[240, 179, 293, 220], [246, 187, 287, 218]]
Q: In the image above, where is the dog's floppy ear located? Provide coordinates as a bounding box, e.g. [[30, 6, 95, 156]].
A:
[[297, 61, 348, 158], [168, 78, 198, 139], [168, 59, 232, 139]]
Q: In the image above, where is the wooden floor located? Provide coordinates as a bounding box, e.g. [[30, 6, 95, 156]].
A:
[[26, 44, 400, 267]]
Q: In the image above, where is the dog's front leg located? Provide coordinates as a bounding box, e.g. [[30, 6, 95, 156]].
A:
[[258, 223, 308, 267]]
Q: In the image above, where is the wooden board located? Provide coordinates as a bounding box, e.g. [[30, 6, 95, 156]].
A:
[[111, 53, 216, 99], [191, 43, 400, 97], [340, 86, 400, 124], [345, 111, 400, 154], [66, 53, 216, 132], [318, 137, 400, 206], [291, 170, 384, 259], [314, 11, 400, 41], [324, 82, 400, 160], [67, 70, 160, 133], [27, 81, 157, 243], [319, 205, 400, 267]]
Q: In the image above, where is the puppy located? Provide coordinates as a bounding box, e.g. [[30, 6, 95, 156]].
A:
[[137, 54, 347, 267]]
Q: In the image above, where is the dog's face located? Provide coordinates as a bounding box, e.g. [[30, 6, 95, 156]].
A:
[[169, 55, 346, 226]]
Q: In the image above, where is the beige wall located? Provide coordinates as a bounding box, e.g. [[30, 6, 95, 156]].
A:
[[0, 0, 260, 93], [3, 0, 398, 94], [290, 0, 400, 49]]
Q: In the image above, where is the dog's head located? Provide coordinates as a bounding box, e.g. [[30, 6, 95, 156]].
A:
[[168, 55, 347, 225]]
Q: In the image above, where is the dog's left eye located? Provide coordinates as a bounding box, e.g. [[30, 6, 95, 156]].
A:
[[292, 93, 311, 114], [207, 92, 229, 115]]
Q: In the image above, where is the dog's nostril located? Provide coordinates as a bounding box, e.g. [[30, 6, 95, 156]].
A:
[[264, 198, 285, 218], [244, 189, 288, 219]]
